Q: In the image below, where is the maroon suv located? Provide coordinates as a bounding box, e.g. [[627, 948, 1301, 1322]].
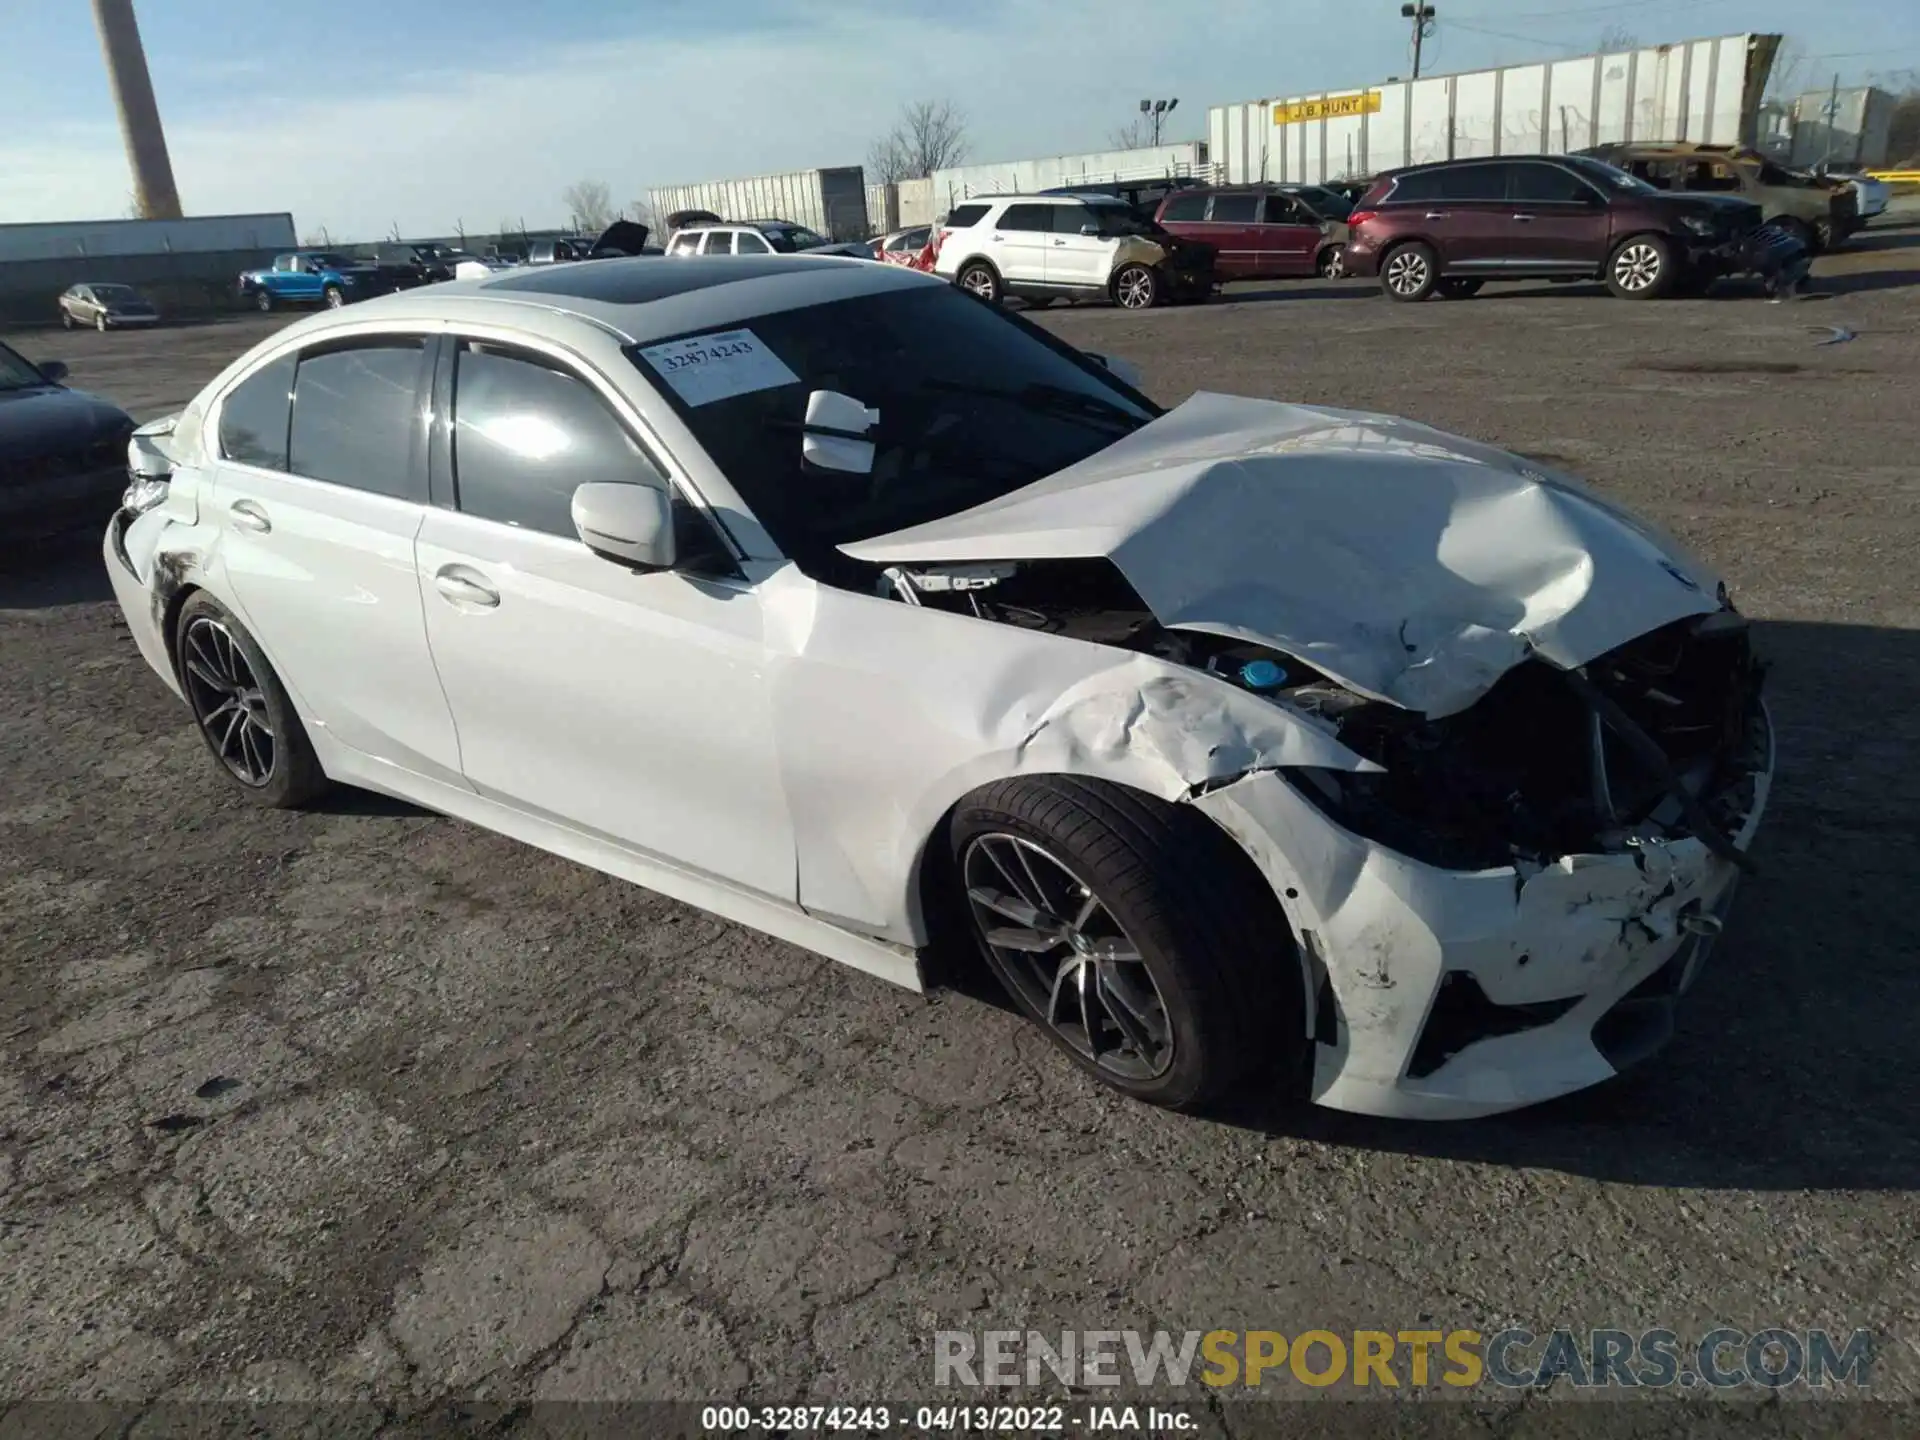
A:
[[1342, 154, 1762, 301], [1153, 186, 1351, 280]]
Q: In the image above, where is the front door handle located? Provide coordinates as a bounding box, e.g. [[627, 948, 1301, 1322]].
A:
[[433, 565, 499, 609], [1052, 239, 1067, 246], [229, 499, 271, 534], [1424, 211, 1450, 220], [1512, 213, 1536, 222]]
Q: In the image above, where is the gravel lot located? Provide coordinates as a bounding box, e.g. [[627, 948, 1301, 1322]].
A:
[[4, 221, 1919, 1430]]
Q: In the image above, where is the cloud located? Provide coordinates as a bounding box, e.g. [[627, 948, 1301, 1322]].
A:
[[0, 0, 1285, 237]]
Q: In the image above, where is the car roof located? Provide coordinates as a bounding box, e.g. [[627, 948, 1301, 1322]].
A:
[[292, 254, 939, 347]]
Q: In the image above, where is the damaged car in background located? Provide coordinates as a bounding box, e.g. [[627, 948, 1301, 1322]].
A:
[[101, 256, 1771, 1120]]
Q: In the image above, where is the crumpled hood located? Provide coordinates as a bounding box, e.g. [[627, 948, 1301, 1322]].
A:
[[842, 392, 1724, 718]]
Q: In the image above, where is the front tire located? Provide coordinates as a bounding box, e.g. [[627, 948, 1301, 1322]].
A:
[[322, 285, 345, 309], [1381, 242, 1438, 301], [1606, 235, 1675, 299], [1316, 246, 1346, 278], [174, 593, 328, 809], [949, 775, 1305, 1111], [95, 312, 109, 331], [254, 288, 274, 313], [1111, 263, 1159, 310], [956, 261, 1003, 304]]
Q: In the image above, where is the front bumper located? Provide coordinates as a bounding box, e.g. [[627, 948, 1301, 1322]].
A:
[[2, 464, 131, 543], [1194, 704, 1774, 1120], [103, 313, 160, 327]]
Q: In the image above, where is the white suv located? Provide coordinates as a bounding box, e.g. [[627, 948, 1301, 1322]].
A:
[[665, 220, 873, 259], [932, 194, 1218, 310]]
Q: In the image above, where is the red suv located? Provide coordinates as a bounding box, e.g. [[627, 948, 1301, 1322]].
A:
[[1153, 186, 1351, 280], [1342, 154, 1762, 301]]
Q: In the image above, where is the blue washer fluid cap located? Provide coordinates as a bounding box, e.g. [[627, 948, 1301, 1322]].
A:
[[1239, 658, 1287, 691]]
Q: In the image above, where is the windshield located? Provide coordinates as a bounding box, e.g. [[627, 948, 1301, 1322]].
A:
[[760, 225, 829, 253], [306, 253, 352, 269], [628, 285, 1158, 583], [0, 343, 51, 390], [1565, 156, 1656, 195], [92, 283, 137, 299]]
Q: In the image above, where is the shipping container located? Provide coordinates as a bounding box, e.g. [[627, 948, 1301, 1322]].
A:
[[1208, 34, 1781, 185], [928, 143, 1210, 212], [0, 213, 298, 265], [648, 167, 869, 242], [1787, 86, 1897, 169]]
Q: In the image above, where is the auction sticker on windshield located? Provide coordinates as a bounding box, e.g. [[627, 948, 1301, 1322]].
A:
[[637, 329, 799, 407]]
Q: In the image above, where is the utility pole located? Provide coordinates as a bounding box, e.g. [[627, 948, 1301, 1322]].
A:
[[1139, 97, 1179, 146], [1400, 2, 1438, 80]]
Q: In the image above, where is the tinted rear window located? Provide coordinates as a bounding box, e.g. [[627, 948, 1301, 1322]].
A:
[[1208, 194, 1261, 223], [944, 203, 991, 229], [219, 353, 296, 471], [1159, 193, 1207, 222]]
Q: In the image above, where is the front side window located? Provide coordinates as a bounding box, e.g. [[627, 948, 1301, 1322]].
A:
[[1261, 195, 1311, 225], [1159, 193, 1207, 222], [737, 231, 772, 254], [218, 351, 297, 469], [450, 342, 670, 539], [287, 338, 426, 499], [627, 285, 1157, 583]]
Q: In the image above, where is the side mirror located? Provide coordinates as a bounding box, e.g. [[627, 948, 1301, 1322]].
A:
[[572, 482, 676, 570], [1080, 223, 1101, 236], [39, 360, 70, 384], [801, 389, 879, 474]]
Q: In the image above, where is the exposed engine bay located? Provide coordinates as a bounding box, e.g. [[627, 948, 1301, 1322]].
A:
[[879, 557, 1768, 872]]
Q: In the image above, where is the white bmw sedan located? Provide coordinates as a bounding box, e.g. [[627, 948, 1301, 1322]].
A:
[[105, 256, 1772, 1119]]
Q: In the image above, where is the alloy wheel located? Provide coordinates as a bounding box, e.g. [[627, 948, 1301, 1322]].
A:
[[960, 268, 996, 300], [1115, 267, 1155, 309], [325, 288, 345, 309], [1385, 250, 1428, 295], [962, 833, 1174, 1080], [1320, 249, 1346, 278], [1613, 243, 1661, 292], [180, 617, 277, 786]]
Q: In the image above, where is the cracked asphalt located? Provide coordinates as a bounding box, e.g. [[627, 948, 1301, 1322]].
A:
[[3, 217, 1919, 1433]]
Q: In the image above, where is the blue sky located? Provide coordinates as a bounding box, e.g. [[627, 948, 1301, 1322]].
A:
[[3, 0, 1916, 238]]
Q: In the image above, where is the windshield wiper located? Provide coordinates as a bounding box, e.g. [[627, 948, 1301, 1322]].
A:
[[922, 379, 1150, 433]]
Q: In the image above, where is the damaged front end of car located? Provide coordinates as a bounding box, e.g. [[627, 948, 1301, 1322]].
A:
[[847, 394, 1775, 1116]]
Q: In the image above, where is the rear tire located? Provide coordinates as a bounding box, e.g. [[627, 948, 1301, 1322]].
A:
[[174, 593, 328, 810], [956, 261, 1003, 304], [1437, 278, 1483, 299], [1381, 242, 1438, 301], [949, 775, 1306, 1112], [1606, 234, 1675, 299], [1111, 263, 1159, 310]]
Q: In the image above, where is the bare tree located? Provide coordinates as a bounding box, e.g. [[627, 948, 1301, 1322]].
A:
[[562, 179, 615, 234], [868, 99, 970, 182], [1765, 39, 1809, 104], [1108, 116, 1152, 150], [626, 197, 659, 234], [1597, 25, 1638, 53], [300, 226, 334, 247]]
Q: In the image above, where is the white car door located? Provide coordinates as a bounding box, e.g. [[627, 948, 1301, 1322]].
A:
[[208, 334, 468, 788], [987, 203, 1053, 284], [412, 335, 796, 902], [1044, 202, 1114, 289]]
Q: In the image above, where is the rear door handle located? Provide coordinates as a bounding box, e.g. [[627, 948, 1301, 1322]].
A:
[[228, 499, 271, 534], [433, 565, 499, 609], [1424, 211, 1450, 220], [1052, 239, 1067, 246], [1512, 213, 1536, 222]]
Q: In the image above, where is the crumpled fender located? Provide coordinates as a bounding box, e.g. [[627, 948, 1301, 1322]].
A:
[[1110, 237, 1168, 269], [757, 568, 1372, 943]]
